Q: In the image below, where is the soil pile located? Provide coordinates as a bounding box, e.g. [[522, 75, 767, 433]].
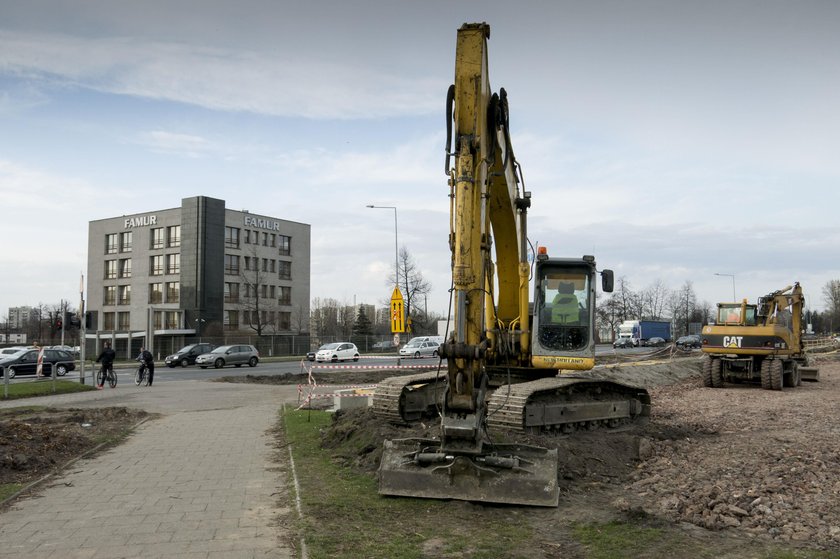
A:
[[315, 352, 840, 550], [0, 407, 150, 489]]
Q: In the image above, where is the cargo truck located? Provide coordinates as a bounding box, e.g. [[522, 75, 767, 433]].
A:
[[633, 320, 672, 346]]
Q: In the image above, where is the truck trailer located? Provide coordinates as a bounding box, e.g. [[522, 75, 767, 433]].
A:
[[633, 320, 671, 346]]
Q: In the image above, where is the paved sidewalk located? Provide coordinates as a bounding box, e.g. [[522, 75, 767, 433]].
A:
[[0, 381, 299, 558]]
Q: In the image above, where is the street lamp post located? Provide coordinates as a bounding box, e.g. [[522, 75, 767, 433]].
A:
[[366, 205, 399, 284], [714, 273, 736, 302]]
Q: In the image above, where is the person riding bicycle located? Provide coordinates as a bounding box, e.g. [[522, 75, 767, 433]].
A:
[[95, 341, 116, 389], [136, 346, 155, 387]]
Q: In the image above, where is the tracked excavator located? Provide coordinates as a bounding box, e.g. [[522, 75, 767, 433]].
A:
[[374, 23, 650, 507], [700, 282, 819, 389]]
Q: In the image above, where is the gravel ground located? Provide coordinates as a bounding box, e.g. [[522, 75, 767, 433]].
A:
[[622, 351, 840, 549]]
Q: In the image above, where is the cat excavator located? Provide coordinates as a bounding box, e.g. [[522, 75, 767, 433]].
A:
[[700, 283, 820, 389], [375, 23, 650, 507]]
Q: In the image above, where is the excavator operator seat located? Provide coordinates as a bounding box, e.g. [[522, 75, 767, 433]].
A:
[[551, 282, 581, 325]]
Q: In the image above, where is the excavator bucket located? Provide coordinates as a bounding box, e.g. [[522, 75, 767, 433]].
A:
[[378, 438, 560, 507]]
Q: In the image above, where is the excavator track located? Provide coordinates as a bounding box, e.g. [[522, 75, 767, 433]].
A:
[[372, 371, 446, 423], [486, 376, 650, 434]]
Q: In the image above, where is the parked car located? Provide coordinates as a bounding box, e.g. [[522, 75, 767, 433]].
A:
[[0, 348, 76, 378], [165, 343, 216, 368], [399, 340, 441, 359], [195, 345, 259, 369], [0, 346, 30, 356], [613, 338, 634, 349], [315, 342, 360, 363], [675, 335, 702, 350], [645, 337, 667, 347]]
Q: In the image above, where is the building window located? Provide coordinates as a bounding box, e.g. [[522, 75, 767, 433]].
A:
[[278, 235, 291, 256], [166, 253, 180, 275], [105, 234, 118, 254], [150, 227, 164, 249], [150, 255, 163, 276], [166, 281, 180, 303], [117, 311, 130, 330], [224, 282, 239, 303], [278, 260, 291, 280], [120, 231, 132, 252], [270, 285, 276, 299], [270, 234, 276, 247], [270, 259, 276, 273], [224, 310, 239, 330], [149, 283, 163, 304], [225, 226, 240, 249], [244, 230, 251, 244], [244, 256, 252, 271], [103, 286, 116, 306], [103, 312, 116, 330], [224, 254, 240, 275], [261, 232, 267, 246], [262, 258, 268, 272], [152, 311, 163, 330], [118, 285, 131, 305], [164, 311, 180, 329], [167, 225, 180, 248], [279, 286, 291, 305], [278, 312, 291, 330], [261, 284, 268, 298], [104, 260, 117, 279], [119, 258, 132, 278]]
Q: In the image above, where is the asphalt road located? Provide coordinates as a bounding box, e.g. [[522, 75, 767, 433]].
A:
[[3, 343, 672, 386]]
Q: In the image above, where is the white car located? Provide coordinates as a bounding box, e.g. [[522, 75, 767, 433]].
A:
[[315, 342, 360, 363], [399, 340, 441, 359]]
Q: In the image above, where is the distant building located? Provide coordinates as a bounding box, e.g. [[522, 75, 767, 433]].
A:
[[0, 333, 27, 344], [7, 306, 34, 329], [86, 196, 311, 357]]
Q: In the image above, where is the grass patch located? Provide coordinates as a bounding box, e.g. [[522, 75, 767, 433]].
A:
[[573, 521, 674, 559], [0, 380, 97, 400], [0, 483, 23, 503], [282, 409, 535, 559]]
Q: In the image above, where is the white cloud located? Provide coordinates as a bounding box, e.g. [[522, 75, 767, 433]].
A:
[[0, 30, 443, 119]]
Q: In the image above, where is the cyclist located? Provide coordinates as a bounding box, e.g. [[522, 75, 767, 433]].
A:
[[95, 341, 116, 389], [136, 346, 155, 387]]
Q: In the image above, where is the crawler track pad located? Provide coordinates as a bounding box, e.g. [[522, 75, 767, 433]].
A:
[[378, 438, 559, 507]]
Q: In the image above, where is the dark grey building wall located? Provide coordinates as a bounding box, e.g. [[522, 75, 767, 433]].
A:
[[181, 196, 225, 330]]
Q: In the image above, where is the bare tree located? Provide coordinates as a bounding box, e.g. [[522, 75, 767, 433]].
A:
[[638, 280, 671, 320], [668, 281, 698, 336], [822, 279, 840, 331], [240, 246, 280, 336], [388, 246, 432, 332]]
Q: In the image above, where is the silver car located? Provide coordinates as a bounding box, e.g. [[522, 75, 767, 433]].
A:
[[195, 344, 259, 369], [399, 340, 441, 359]]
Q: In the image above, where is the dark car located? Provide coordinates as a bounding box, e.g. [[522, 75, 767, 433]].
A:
[[613, 338, 635, 349], [675, 335, 702, 350], [0, 348, 76, 378], [164, 343, 216, 368], [645, 337, 667, 347]]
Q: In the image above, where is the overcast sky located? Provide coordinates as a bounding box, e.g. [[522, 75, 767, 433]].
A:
[[1, 0, 838, 322]]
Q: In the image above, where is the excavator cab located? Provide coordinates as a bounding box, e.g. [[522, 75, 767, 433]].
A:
[[531, 256, 609, 370]]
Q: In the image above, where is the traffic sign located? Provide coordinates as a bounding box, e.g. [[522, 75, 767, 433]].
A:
[[390, 286, 405, 333]]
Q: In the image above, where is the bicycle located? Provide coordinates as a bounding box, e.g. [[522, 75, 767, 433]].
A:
[[96, 363, 117, 388], [135, 363, 149, 386]]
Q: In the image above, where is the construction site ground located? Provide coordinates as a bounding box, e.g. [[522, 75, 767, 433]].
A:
[[2, 349, 839, 557], [254, 349, 840, 556]]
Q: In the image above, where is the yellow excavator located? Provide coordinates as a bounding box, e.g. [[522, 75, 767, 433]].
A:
[[375, 23, 650, 507], [700, 283, 819, 389]]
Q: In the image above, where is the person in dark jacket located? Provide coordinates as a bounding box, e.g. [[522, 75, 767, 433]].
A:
[[95, 341, 116, 389], [136, 346, 155, 386]]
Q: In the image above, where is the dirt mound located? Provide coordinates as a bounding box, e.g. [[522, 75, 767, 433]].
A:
[[317, 353, 840, 550], [0, 407, 150, 489]]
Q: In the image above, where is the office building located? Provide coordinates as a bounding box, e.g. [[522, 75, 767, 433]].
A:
[[86, 196, 310, 356]]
